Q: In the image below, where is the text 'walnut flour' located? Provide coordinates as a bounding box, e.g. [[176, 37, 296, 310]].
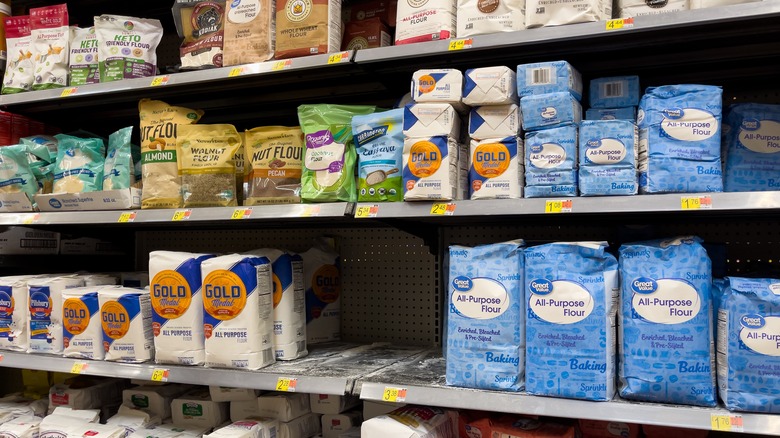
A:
[[177, 124, 242, 207]]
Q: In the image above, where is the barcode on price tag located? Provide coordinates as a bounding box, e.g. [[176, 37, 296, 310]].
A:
[[151, 368, 169, 382], [545, 199, 573, 213], [382, 387, 407, 402], [711, 414, 743, 432], [276, 377, 297, 392]]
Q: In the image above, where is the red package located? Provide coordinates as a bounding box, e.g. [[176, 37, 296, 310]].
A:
[[578, 419, 640, 438], [342, 17, 391, 50], [642, 424, 709, 438], [457, 410, 493, 438], [491, 416, 576, 438], [348, 0, 397, 26], [11, 113, 30, 143]]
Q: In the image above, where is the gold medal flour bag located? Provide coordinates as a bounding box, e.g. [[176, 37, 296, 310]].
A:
[[139, 99, 204, 209]]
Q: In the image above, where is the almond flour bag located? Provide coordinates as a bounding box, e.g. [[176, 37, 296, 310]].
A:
[[223, 0, 275, 66], [177, 124, 242, 207], [244, 126, 304, 205], [139, 99, 204, 209], [275, 0, 342, 59], [173, 0, 226, 69], [52, 135, 105, 193], [30, 4, 69, 90], [69, 26, 99, 86], [95, 15, 163, 82], [2, 16, 34, 95]]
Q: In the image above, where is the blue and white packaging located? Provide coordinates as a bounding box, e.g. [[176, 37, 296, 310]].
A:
[[0, 276, 34, 352], [354, 108, 405, 202], [638, 84, 723, 193], [585, 107, 637, 121], [525, 169, 578, 186], [723, 103, 780, 192], [525, 124, 578, 186], [516, 61, 583, 100], [524, 184, 577, 197], [411, 69, 464, 106], [579, 167, 637, 196], [618, 236, 717, 407], [469, 137, 524, 200], [27, 275, 85, 354], [589, 76, 640, 109], [404, 103, 461, 138], [469, 104, 521, 140], [521, 93, 582, 131], [404, 136, 467, 201], [99, 286, 155, 363], [447, 240, 525, 391], [718, 277, 780, 413], [525, 242, 618, 401], [578, 120, 639, 196], [463, 67, 518, 106], [62, 287, 104, 360]]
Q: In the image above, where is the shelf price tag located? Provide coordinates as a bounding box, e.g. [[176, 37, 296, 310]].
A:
[[275, 377, 297, 392], [21, 213, 40, 225], [545, 199, 573, 213], [271, 60, 292, 71], [150, 75, 170, 87], [355, 204, 379, 219], [382, 387, 407, 402], [59, 87, 78, 97], [171, 209, 192, 221], [300, 205, 321, 217], [711, 414, 743, 432], [0, 354, 4, 362], [117, 212, 136, 223], [231, 207, 252, 220], [448, 38, 473, 51], [606, 17, 634, 30], [150, 368, 170, 382], [70, 362, 88, 374], [430, 203, 456, 216], [228, 67, 245, 77], [681, 195, 712, 210], [327, 51, 350, 64]]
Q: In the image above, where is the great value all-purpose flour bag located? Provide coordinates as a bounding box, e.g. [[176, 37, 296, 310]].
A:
[[395, 0, 456, 45], [723, 103, 780, 192], [517, 61, 582, 99], [150, 251, 214, 365], [469, 136, 523, 200], [62, 287, 104, 360], [578, 120, 639, 196], [302, 241, 341, 344], [353, 108, 404, 202], [718, 277, 780, 413], [0, 276, 34, 352], [447, 240, 525, 391], [28, 275, 85, 354], [589, 76, 641, 109], [525, 242, 618, 401], [201, 254, 275, 370], [99, 286, 155, 363], [618, 236, 716, 407], [524, 123, 578, 193]]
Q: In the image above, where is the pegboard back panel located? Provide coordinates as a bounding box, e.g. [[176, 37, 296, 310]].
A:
[[135, 227, 439, 347]]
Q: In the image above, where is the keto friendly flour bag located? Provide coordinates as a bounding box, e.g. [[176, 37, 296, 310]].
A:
[[618, 236, 716, 407], [298, 104, 376, 203], [447, 240, 525, 391], [352, 108, 404, 202], [69, 26, 99, 86], [95, 15, 164, 82], [52, 134, 106, 193]]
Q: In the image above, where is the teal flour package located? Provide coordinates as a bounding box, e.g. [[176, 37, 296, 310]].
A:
[[718, 277, 780, 413], [53, 134, 105, 193], [618, 236, 716, 407], [352, 108, 404, 202], [447, 240, 525, 391], [525, 242, 618, 401], [103, 126, 134, 190]]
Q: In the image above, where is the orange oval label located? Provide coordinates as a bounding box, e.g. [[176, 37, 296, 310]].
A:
[[272, 274, 283, 309], [313, 265, 340, 304], [417, 75, 436, 94], [150, 270, 192, 319], [101, 301, 130, 340], [408, 141, 442, 178], [63, 298, 91, 336], [473, 142, 511, 178], [203, 270, 247, 321]]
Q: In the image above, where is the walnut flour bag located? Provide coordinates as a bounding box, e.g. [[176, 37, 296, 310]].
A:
[[223, 0, 275, 66], [244, 126, 304, 205], [139, 99, 204, 209], [177, 124, 242, 207], [275, 0, 342, 59]]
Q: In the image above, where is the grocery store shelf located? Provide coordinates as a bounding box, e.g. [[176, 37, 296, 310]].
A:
[[0, 203, 353, 226], [358, 350, 780, 435], [0, 343, 425, 395]]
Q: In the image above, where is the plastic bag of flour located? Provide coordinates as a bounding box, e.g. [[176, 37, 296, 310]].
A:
[[177, 124, 242, 208], [69, 26, 100, 86], [104, 126, 135, 190], [30, 4, 69, 90], [95, 14, 164, 82], [2, 16, 34, 94], [53, 134, 106, 193], [352, 108, 404, 202], [244, 126, 304, 205], [0, 144, 38, 201], [173, 0, 226, 69]]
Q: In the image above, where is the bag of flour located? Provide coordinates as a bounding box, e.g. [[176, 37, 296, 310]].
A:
[[362, 406, 454, 438], [223, 0, 276, 66], [62, 287, 104, 360], [395, 0, 456, 45], [2, 16, 34, 94], [53, 135, 106, 194], [244, 126, 305, 205], [173, 0, 226, 69], [0, 276, 35, 352], [275, 0, 341, 59], [353, 109, 404, 202], [0, 418, 41, 438], [99, 287, 155, 363], [30, 4, 69, 90], [69, 26, 99, 86], [104, 127, 135, 190], [457, 0, 525, 38], [301, 240, 340, 344], [0, 144, 38, 201], [95, 15, 164, 82], [28, 275, 85, 354], [204, 420, 278, 438]]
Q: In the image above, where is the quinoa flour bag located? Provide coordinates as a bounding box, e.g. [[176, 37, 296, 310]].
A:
[[30, 4, 69, 90], [275, 0, 342, 59], [177, 124, 242, 207], [139, 99, 204, 209], [69, 27, 99, 86], [244, 126, 304, 205], [223, 0, 275, 66], [95, 15, 163, 82], [2, 16, 33, 95]]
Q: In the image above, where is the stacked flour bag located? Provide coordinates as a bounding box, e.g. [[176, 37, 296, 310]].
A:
[[395, 0, 456, 45], [618, 0, 688, 17], [310, 393, 362, 438], [463, 66, 524, 200], [723, 103, 780, 192], [618, 236, 717, 407], [171, 388, 229, 431], [578, 120, 639, 196], [48, 376, 127, 413], [518, 61, 582, 197], [718, 277, 780, 413], [40, 407, 127, 438], [404, 69, 468, 201], [255, 393, 320, 437], [690, 0, 761, 8], [106, 405, 161, 435], [638, 85, 724, 193], [446, 240, 525, 391], [457, 0, 525, 37], [27, 275, 85, 354], [301, 239, 342, 345], [0, 275, 38, 353], [586, 76, 639, 122], [62, 286, 104, 360], [526, 0, 610, 28], [352, 108, 405, 202], [203, 419, 278, 438], [362, 406, 454, 437], [99, 286, 155, 363], [123, 384, 192, 421], [525, 242, 618, 401]]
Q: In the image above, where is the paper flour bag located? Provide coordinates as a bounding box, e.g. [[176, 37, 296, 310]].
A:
[[469, 136, 523, 200], [150, 251, 214, 365], [202, 254, 275, 370], [62, 287, 104, 360], [205, 420, 278, 438], [99, 287, 155, 363], [525, 0, 610, 27], [28, 275, 85, 354], [362, 406, 454, 437], [395, 0, 456, 45], [618, 0, 688, 17], [403, 136, 467, 201], [123, 385, 192, 420], [302, 241, 341, 345], [0, 276, 35, 352], [457, 0, 525, 38], [0, 418, 41, 438]]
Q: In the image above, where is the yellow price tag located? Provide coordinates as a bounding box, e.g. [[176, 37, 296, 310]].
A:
[[430, 203, 456, 215], [448, 38, 473, 51], [355, 205, 379, 219], [150, 368, 169, 382], [171, 209, 191, 221], [382, 387, 407, 402], [271, 60, 291, 71], [300, 205, 321, 217], [70, 362, 88, 374], [711, 414, 743, 432], [231, 208, 252, 220], [59, 87, 78, 97], [327, 52, 349, 64], [275, 377, 297, 392], [545, 199, 573, 213], [150, 75, 170, 86], [22, 213, 40, 225], [228, 67, 244, 77], [606, 17, 634, 30], [681, 195, 712, 210], [117, 212, 136, 223]]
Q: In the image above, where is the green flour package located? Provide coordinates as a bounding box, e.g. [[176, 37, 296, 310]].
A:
[[95, 14, 163, 82], [298, 104, 376, 203], [103, 126, 135, 190], [0, 144, 38, 201], [53, 134, 106, 193], [352, 108, 404, 202]]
